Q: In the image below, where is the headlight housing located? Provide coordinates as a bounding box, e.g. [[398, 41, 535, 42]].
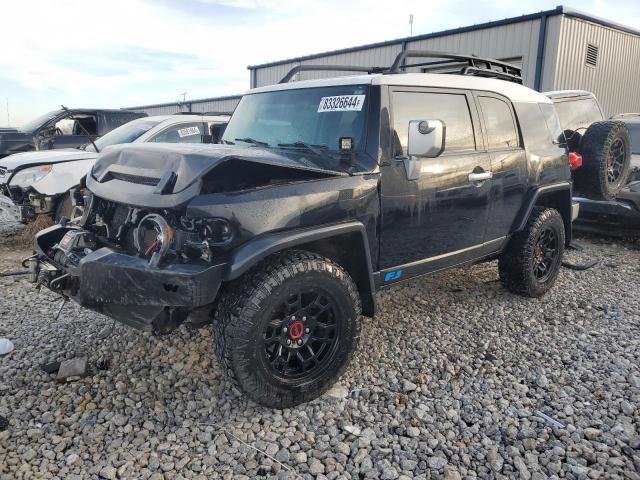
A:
[[9, 165, 52, 188]]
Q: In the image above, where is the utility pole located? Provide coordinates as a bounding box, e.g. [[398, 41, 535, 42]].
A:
[[409, 14, 414, 37], [179, 92, 188, 113], [5, 97, 9, 127]]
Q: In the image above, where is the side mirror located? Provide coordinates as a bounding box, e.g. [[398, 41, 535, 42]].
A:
[[407, 119, 445, 158]]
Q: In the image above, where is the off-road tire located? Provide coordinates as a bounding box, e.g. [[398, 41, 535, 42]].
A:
[[214, 250, 361, 409], [576, 121, 631, 200], [499, 207, 565, 297]]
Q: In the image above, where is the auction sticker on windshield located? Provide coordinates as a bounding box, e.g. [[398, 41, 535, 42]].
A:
[[318, 95, 365, 113], [177, 126, 201, 138]]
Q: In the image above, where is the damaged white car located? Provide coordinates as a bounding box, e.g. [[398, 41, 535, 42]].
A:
[[0, 114, 229, 223]]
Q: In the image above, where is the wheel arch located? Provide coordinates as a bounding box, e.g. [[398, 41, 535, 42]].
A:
[[514, 182, 573, 246], [225, 222, 377, 317]]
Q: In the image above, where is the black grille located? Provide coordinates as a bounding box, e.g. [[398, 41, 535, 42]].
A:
[[0, 167, 6, 176], [586, 43, 599, 67], [109, 172, 160, 186]]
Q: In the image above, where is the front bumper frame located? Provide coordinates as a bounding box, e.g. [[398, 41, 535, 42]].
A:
[[34, 225, 226, 330]]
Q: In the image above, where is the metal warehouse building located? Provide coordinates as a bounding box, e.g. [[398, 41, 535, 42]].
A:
[[129, 5, 640, 116]]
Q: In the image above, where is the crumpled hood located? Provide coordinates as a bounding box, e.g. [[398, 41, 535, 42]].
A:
[[87, 143, 345, 209], [0, 148, 95, 172]]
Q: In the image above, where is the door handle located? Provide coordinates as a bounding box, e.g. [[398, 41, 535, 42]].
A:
[[468, 172, 492, 183]]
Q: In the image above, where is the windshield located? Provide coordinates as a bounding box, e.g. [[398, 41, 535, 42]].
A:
[[20, 110, 62, 132], [222, 85, 370, 170], [90, 118, 164, 151]]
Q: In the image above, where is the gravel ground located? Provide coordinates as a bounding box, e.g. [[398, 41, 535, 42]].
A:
[[0, 216, 639, 480]]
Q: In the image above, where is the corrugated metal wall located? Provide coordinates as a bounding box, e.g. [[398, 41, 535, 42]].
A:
[[254, 44, 403, 86], [128, 96, 241, 117], [189, 97, 241, 113], [130, 104, 183, 116], [553, 16, 640, 116], [405, 19, 540, 87], [252, 19, 544, 88]]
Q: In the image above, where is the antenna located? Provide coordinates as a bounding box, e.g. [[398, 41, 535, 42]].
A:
[[409, 14, 414, 36]]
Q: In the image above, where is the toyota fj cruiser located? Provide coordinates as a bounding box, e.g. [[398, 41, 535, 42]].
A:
[[29, 52, 575, 408]]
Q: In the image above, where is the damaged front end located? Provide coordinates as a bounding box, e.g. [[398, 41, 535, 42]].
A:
[[30, 143, 377, 333]]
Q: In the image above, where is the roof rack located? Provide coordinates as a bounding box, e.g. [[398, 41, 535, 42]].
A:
[[279, 50, 522, 84], [279, 65, 386, 84]]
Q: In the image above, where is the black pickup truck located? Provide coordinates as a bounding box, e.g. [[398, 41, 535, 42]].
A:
[[0, 108, 146, 159], [545, 91, 639, 236], [30, 52, 576, 408]]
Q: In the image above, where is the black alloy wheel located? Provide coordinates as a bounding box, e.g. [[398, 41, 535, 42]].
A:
[[532, 226, 560, 282], [214, 250, 361, 408], [606, 138, 626, 185], [262, 289, 340, 381]]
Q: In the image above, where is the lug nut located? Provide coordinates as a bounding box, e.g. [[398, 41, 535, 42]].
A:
[[305, 328, 310, 333], [291, 316, 295, 320], [283, 327, 287, 333], [286, 339, 291, 345], [302, 316, 307, 321], [297, 339, 303, 345]]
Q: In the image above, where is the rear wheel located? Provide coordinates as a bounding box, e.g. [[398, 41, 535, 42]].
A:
[[576, 121, 631, 199], [214, 250, 361, 408], [499, 207, 565, 297]]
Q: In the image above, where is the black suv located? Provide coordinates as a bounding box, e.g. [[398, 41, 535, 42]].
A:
[[0, 108, 146, 158], [30, 52, 575, 408]]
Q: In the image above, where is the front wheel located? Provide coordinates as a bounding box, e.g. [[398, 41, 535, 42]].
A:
[[214, 250, 361, 408], [499, 207, 565, 297]]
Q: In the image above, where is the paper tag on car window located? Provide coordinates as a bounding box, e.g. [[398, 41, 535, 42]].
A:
[[318, 95, 365, 113], [177, 126, 201, 138]]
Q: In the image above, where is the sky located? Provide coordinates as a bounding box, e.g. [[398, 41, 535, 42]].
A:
[[0, 0, 639, 127]]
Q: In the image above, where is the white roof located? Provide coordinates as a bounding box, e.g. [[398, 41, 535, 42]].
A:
[[248, 73, 551, 104], [146, 114, 230, 123]]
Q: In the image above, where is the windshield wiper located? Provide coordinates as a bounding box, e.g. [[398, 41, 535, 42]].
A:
[[235, 137, 269, 147], [278, 141, 353, 175], [277, 141, 333, 162]]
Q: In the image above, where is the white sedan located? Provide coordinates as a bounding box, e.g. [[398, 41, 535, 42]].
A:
[[0, 114, 229, 222]]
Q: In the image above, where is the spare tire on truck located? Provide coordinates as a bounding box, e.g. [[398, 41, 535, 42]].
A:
[[575, 121, 631, 200]]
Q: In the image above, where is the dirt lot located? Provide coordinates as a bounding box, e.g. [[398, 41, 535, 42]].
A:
[[0, 218, 639, 479]]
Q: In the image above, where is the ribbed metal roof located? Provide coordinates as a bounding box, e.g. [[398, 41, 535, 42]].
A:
[[247, 6, 640, 70]]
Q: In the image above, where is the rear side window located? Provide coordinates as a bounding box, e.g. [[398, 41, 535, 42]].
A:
[[151, 123, 204, 143], [553, 97, 603, 132], [540, 103, 565, 146], [514, 103, 556, 149], [391, 91, 476, 155], [478, 96, 519, 150]]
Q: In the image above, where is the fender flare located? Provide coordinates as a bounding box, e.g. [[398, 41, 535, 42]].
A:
[[225, 221, 377, 317], [514, 181, 573, 243]]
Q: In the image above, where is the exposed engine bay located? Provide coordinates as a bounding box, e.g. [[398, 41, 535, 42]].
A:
[[28, 142, 378, 334], [30, 194, 238, 333]]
